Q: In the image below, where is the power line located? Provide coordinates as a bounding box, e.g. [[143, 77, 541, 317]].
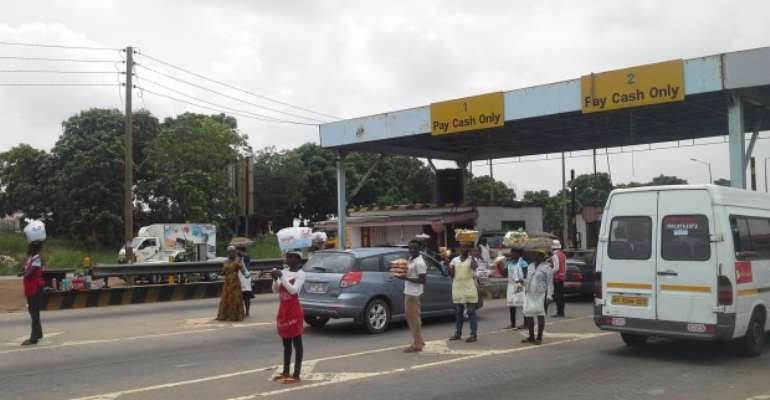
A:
[[0, 83, 120, 87], [136, 51, 340, 120], [0, 56, 122, 63], [136, 64, 326, 123], [0, 69, 120, 74], [0, 40, 121, 51], [136, 77, 317, 125], [138, 86, 318, 126]]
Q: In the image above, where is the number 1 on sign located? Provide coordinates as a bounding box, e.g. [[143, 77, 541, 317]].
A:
[[462, 102, 467, 112]]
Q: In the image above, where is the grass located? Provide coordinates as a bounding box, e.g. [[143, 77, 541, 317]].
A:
[[0, 232, 116, 274], [0, 232, 284, 275]]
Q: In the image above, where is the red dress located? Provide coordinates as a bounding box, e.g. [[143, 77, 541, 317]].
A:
[[276, 276, 304, 338]]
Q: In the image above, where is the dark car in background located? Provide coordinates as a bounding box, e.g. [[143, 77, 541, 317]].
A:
[[300, 247, 482, 334], [564, 258, 596, 297]]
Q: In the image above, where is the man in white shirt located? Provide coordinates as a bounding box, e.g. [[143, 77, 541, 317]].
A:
[[398, 240, 427, 353]]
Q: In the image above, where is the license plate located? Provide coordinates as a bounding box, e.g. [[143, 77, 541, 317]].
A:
[[612, 295, 648, 307], [307, 283, 327, 294]]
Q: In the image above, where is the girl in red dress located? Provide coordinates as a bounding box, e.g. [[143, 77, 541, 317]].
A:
[[271, 250, 306, 384]]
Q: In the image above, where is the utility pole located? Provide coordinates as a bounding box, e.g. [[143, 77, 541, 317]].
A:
[[561, 152, 568, 244], [124, 46, 134, 263], [488, 159, 495, 204], [592, 149, 597, 176]]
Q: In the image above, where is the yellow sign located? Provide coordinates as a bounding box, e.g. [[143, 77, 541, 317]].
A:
[[430, 92, 504, 135], [581, 60, 684, 113]]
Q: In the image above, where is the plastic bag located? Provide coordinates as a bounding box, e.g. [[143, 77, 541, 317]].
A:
[[23, 219, 46, 243], [276, 227, 313, 252]]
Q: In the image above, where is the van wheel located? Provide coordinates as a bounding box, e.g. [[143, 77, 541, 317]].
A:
[[304, 316, 329, 328], [621, 333, 648, 347], [738, 311, 766, 357], [362, 298, 391, 334]]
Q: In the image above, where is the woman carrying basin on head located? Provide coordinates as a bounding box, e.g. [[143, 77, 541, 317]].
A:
[[272, 249, 306, 384], [216, 246, 246, 322]]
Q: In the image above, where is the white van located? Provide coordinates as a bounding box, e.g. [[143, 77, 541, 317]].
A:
[[594, 185, 770, 356]]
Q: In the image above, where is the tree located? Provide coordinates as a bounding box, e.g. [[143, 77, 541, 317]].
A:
[[0, 144, 50, 219], [252, 147, 307, 231], [292, 143, 338, 222], [714, 178, 731, 187], [466, 175, 515, 205], [570, 173, 612, 208], [138, 113, 248, 235], [48, 109, 127, 245], [522, 190, 565, 235], [649, 174, 688, 186]]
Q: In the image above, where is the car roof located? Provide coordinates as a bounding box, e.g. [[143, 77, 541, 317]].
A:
[[314, 247, 409, 258]]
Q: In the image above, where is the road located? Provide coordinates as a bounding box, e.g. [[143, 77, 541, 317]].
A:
[[1, 295, 769, 400]]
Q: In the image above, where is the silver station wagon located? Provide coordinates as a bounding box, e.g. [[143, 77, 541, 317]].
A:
[[300, 247, 482, 333]]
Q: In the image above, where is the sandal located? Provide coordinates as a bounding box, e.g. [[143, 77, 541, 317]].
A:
[[272, 373, 289, 382], [281, 376, 301, 385]]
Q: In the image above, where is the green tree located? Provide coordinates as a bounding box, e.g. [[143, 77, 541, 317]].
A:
[[0, 144, 50, 219], [48, 109, 126, 244], [522, 190, 565, 235], [466, 175, 515, 205], [138, 113, 248, 234], [252, 147, 307, 231], [714, 178, 731, 186], [292, 143, 338, 222], [570, 172, 612, 208], [649, 174, 688, 186]]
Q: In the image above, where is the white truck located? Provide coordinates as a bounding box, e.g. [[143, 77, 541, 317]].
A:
[[118, 223, 217, 264]]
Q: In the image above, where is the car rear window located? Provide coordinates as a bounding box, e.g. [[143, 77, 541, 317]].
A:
[[661, 215, 710, 261], [608, 216, 652, 260], [303, 253, 355, 274]]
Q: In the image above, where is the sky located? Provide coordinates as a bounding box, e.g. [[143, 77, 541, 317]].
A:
[[2, 0, 770, 195]]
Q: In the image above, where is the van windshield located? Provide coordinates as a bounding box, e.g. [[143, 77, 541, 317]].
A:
[[303, 253, 355, 274]]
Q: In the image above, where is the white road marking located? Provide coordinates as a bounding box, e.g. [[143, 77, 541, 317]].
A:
[[3, 331, 63, 346], [0, 322, 272, 355], [65, 313, 601, 400], [746, 395, 770, 400], [244, 333, 613, 398]]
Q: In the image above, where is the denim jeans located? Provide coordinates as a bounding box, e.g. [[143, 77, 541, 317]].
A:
[[454, 303, 478, 337]]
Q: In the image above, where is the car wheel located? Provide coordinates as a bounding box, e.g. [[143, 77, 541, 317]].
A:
[[620, 333, 648, 347], [362, 298, 391, 334], [304, 316, 330, 328], [738, 310, 766, 357]]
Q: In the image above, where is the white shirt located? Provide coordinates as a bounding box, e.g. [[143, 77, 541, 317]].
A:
[[479, 244, 491, 263], [404, 255, 427, 297], [272, 268, 306, 295]]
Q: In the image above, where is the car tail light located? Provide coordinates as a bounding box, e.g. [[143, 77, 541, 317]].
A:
[[717, 275, 733, 305], [340, 271, 363, 288], [595, 271, 602, 299], [568, 271, 584, 281]]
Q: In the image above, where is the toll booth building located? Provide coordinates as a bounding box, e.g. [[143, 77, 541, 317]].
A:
[[318, 47, 770, 250], [315, 205, 543, 249]]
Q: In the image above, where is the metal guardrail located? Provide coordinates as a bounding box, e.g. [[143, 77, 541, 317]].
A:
[[89, 258, 285, 279]]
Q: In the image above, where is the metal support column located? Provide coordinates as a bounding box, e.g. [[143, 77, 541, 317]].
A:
[[728, 93, 746, 188], [336, 152, 347, 249]]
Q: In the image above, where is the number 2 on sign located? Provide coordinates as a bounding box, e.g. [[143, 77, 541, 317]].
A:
[[627, 73, 636, 85]]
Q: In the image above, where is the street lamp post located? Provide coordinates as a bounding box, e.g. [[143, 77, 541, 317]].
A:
[[690, 158, 713, 184]]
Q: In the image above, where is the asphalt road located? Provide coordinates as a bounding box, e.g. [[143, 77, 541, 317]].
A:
[[1, 295, 769, 400]]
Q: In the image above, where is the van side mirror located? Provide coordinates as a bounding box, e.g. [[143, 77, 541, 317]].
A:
[[710, 233, 724, 243]]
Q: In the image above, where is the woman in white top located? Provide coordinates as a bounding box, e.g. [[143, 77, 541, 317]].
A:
[[522, 249, 554, 345], [271, 250, 306, 384]]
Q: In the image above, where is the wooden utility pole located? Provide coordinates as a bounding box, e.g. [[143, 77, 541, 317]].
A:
[[124, 46, 134, 263], [488, 159, 495, 204]]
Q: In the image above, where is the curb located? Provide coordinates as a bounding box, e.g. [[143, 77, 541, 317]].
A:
[[41, 279, 273, 311]]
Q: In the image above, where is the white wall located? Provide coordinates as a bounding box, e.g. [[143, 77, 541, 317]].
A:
[[367, 226, 423, 247], [475, 207, 543, 232]]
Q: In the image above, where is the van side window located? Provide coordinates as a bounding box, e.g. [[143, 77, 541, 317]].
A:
[[608, 216, 652, 260], [731, 216, 770, 260], [661, 215, 710, 261]]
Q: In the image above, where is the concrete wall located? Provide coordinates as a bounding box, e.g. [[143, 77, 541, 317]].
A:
[[367, 226, 423, 247], [474, 206, 543, 232]]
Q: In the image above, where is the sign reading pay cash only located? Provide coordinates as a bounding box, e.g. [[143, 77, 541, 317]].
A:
[[581, 59, 685, 113], [430, 92, 504, 136]]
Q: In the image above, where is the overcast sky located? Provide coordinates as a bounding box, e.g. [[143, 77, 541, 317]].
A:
[[2, 0, 770, 195]]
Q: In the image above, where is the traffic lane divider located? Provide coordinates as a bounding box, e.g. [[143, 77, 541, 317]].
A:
[[40, 279, 274, 311]]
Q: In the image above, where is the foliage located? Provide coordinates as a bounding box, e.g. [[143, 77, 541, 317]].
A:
[[0, 144, 50, 219], [252, 147, 307, 229], [466, 175, 515, 205], [714, 178, 731, 186], [292, 143, 338, 222], [0, 231, 115, 274], [521, 190, 566, 236], [569, 172, 612, 208], [138, 113, 247, 235], [48, 109, 127, 245]]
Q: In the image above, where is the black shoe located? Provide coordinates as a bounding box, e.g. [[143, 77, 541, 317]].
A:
[[521, 337, 535, 343], [21, 339, 37, 346], [465, 335, 478, 343], [534, 339, 543, 345], [449, 334, 462, 341]]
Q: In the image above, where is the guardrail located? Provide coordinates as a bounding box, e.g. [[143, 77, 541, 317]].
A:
[[89, 258, 285, 279]]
